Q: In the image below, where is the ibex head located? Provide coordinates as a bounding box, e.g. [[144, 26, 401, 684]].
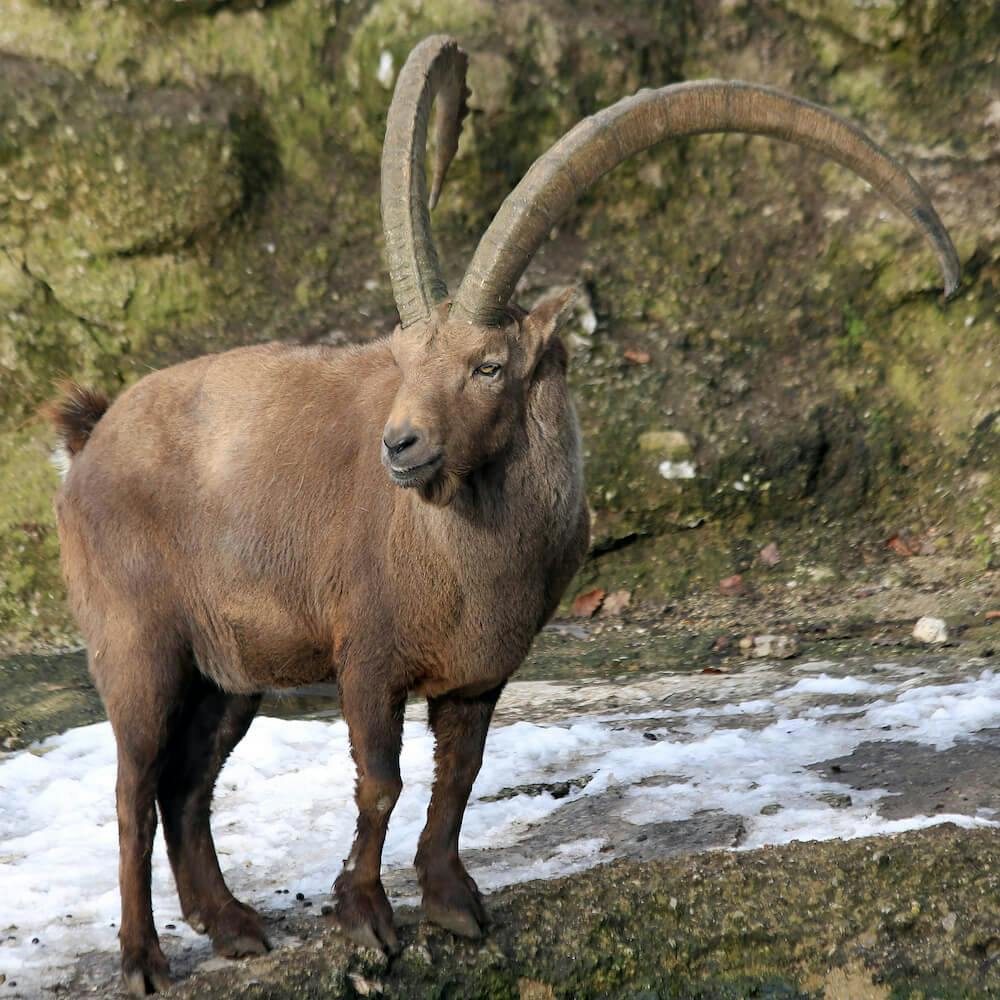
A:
[[379, 35, 959, 506], [381, 294, 572, 507]]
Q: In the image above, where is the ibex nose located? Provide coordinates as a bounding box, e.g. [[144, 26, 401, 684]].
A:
[[382, 422, 421, 462]]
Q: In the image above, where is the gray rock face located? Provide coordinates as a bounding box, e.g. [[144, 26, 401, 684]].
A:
[[0, 52, 260, 423], [0, 0, 997, 651], [811, 732, 1000, 820]]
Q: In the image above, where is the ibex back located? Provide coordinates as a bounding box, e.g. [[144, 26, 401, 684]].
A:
[[47, 35, 958, 996]]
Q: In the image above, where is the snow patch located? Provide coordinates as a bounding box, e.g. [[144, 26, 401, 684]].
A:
[[658, 460, 696, 480], [776, 674, 896, 697], [376, 50, 395, 89], [1, 669, 998, 993]]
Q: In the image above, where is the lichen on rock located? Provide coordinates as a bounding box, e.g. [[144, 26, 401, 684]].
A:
[[0, 0, 997, 647], [163, 825, 1000, 999]]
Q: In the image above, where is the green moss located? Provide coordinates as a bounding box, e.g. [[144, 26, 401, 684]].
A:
[[165, 826, 1000, 999], [783, 0, 1000, 154], [0, 425, 73, 647], [0, 0, 997, 646]]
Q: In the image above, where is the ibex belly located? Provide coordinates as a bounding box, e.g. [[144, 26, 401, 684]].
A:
[[189, 590, 339, 694]]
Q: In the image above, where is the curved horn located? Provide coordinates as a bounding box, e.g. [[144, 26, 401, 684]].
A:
[[451, 80, 960, 327], [381, 35, 469, 329]]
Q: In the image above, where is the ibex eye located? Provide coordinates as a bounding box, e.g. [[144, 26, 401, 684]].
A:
[[473, 363, 502, 378]]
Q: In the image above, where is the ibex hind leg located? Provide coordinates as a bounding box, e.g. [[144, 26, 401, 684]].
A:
[[156, 673, 268, 960], [94, 631, 190, 998]]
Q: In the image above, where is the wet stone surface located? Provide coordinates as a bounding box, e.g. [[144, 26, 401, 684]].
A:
[[811, 730, 1000, 821], [1, 620, 998, 997]]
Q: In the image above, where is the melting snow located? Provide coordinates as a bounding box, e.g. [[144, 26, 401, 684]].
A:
[[375, 50, 395, 89], [658, 459, 696, 480], [1, 666, 998, 994], [775, 673, 897, 696]]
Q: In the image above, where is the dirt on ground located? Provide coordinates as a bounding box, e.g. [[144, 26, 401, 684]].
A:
[[2, 558, 998, 998]]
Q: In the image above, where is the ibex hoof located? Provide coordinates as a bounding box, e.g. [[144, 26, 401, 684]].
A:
[[210, 901, 271, 959], [421, 868, 488, 939], [333, 878, 400, 955], [121, 944, 172, 997]]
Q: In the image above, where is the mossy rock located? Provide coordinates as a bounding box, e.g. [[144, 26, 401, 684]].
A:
[[39, 0, 282, 15], [0, 53, 250, 258], [0, 0, 996, 646], [167, 825, 1000, 999], [0, 427, 71, 646], [0, 51, 279, 425]]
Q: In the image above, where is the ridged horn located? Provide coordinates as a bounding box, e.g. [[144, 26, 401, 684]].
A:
[[451, 80, 960, 327], [381, 35, 469, 329]]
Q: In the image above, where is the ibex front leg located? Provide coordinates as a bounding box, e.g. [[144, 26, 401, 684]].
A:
[[333, 675, 405, 954], [416, 683, 504, 938]]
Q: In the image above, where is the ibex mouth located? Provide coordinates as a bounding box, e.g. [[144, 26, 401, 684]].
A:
[[388, 452, 444, 488]]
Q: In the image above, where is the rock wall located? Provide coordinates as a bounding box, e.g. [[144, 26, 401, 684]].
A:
[[1, 0, 997, 647]]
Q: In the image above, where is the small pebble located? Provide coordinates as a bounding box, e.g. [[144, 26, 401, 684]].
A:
[[295, 892, 305, 901], [913, 616, 948, 644], [752, 634, 799, 659], [817, 792, 853, 809], [758, 542, 781, 566]]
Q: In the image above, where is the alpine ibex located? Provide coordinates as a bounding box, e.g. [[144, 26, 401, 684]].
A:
[[47, 35, 958, 996]]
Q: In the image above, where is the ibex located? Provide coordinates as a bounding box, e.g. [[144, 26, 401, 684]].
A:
[[46, 35, 958, 996]]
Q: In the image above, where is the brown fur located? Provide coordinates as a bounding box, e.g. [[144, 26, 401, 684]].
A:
[[48, 292, 589, 994], [45, 31, 960, 993], [40, 381, 110, 457]]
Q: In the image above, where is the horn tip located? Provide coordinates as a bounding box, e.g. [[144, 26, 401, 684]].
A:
[[941, 252, 961, 302]]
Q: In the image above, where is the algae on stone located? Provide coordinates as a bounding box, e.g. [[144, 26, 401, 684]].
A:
[[164, 824, 1000, 999], [0, 0, 997, 646]]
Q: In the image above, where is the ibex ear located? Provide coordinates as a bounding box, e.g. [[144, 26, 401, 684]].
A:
[[522, 287, 577, 364]]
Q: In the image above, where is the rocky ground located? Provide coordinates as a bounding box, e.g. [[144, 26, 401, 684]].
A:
[[49, 827, 1000, 1000], [1, 0, 998, 996], [2, 562, 999, 998]]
